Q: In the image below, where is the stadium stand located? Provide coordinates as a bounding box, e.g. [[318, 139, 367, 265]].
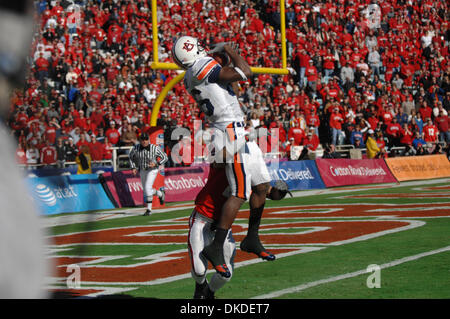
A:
[[7, 0, 450, 170]]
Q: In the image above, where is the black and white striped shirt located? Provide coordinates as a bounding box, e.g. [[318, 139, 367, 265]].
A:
[[129, 143, 168, 171]]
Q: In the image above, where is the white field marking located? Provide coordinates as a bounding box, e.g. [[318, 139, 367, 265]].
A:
[[240, 202, 450, 220], [261, 208, 343, 216], [54, 255, 130, 267], [252, 245, 450, 299], [324, 219, 425, 246], [367, 206, 450, 213], [43, 204, 195, 227], [52, 249, 188, 269], [47, 285, 136, 298], [233, 226, 330, 237], [235, 219, 425, 246], [55, 247, 325, 287], [47, 217, 424, 249], [48, 223, 190, 241], [123, 228, 188, 237], [42, 178, 449, 227], [341, 193, 450, 200], [288, 178, 450, 198], [47, 218, 422, 287], [411, 186, 450, 192]]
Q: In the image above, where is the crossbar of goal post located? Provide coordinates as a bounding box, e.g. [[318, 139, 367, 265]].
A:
[[149, 0, 289, 127]]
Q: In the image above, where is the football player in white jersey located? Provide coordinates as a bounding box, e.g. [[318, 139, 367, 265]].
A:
[[172, 36, 276, 278]]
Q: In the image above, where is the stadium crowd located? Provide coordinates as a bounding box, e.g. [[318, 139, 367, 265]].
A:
[[7, 0, 450, 168]]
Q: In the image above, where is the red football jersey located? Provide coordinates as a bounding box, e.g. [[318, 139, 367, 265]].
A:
[[194, 166, 228, 220]]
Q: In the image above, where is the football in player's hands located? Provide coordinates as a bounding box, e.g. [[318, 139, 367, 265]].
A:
[[208, 41, 229, 53], [212, 52, 230, 66]]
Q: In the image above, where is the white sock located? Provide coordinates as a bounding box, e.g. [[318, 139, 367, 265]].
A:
[[147, 201, 153, 211]]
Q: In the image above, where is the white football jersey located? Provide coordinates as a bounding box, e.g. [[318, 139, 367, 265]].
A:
[[184, 56, 245, 131]]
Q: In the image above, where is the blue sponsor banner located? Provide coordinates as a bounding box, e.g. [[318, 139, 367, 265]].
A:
[[266, 160, 326, 191], [25, 165, 113, 177], [26, 174, 115, 215]]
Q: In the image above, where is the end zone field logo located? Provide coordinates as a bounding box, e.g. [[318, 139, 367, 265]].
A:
[[47, 199, 450, 297]]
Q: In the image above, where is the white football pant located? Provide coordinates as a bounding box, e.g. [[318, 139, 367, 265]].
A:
[[188, 209, 236, 292]]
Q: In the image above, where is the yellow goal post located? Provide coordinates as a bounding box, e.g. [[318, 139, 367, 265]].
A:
[[149, 0, 289, 126]]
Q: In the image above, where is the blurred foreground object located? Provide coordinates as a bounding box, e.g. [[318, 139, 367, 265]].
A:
[[0, 0, 51, 298]]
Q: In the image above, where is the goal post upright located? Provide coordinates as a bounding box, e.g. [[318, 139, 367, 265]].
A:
[[149, 0, 288, 126]]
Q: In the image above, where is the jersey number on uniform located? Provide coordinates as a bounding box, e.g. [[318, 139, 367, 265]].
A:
[[191, 89, 214, 116]]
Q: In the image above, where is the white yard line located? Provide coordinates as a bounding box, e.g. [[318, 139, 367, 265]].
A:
[[252, 245, 450, 299], [289, 178, 450, 198], [43, 178, 449, 227], [43, 205, 194, 227]]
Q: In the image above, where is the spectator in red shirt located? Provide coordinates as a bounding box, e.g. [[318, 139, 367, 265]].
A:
[[386, 117, 403, 147], [399, 123, 414, 147], [88, 134, 104, 161], [322, 47, 335, 80], [76, 133, 90, 151], [423, 118, 439, 143], [418, 101, 433, 121], [74, 110, 88, 131], [435, 109, 450, 144], [102, 137, 113, 160], [380, 106, 394, 125], [40, 140, 57, 166], [295, 48, 310, 88], [306, 107, 320, 136], [305, 59, 319, 97], [44, 119, 59, 145], [105, 121, 121, 145], [89, 106, 105, 129], [298, 127, 320, 160], [375, 131, 388, 158], [15, 142, 27, 165], [329, 107, 344, 145], [34, 52, 50, 83], [287, 121, 305, 146]]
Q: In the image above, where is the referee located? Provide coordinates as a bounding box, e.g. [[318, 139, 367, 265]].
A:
[[129, 132, 168, 216]]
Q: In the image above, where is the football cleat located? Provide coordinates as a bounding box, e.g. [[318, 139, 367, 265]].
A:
[[143, 209, 152, 216], [240, 236, 276, 261], [193, 281, 215, 299], [201, 245, 231, 278]]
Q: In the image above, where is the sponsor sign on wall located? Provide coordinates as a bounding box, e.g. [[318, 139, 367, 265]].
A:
[[315, 158, 397, 187], [385, 154, 450, 181], [27, 174, 115, 215], [164, 165, 210, 202], [266, 160, 326, 190]]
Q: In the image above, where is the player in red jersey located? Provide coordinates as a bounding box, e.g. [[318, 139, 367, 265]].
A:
[[188, 164, 291, 299]]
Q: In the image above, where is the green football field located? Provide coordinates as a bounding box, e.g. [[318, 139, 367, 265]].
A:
[[46, 178, 450, 300]]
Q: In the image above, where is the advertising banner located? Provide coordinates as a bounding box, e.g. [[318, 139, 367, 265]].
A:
[[100, 170, 159, 208], [315, 158, 397, 187], [27, 174, 115, 215], [385, 154, 450, 181], [164, 165, 210, 202], [101, 164, 204, 207], [266, 160, 326, 191]]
